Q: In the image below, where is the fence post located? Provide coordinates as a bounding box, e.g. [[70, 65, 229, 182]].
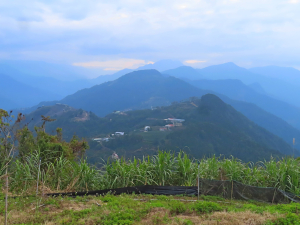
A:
[[197, 164, 199, 200], [231, 180, 233, 200], [36, 158, 41, 196], [5, 167, 8, 225]]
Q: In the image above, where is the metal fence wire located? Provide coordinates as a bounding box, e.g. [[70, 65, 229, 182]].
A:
[[198, 178, 300, 203], [47, 178, 300, 204]]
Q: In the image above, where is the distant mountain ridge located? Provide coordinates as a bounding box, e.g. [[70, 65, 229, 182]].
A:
[[197, 62, 300, 107], [0, 74, 61, 110], [20, 69, 300, 150], [162, 66, 204, 80], [189, 78, 300, 130], [58, 69, 211, 116], [249, 66, 300, 87]]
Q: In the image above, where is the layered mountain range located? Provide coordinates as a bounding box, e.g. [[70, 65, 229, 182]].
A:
[[2, 59, 300, 161], [24, 94, 298, 162]]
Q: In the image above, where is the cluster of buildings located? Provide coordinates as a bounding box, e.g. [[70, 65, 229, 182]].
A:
[[145, 118, 185, 132], [93, 131, 125, 143], [160, 118, 185, 131], [93, 118, 185, 143]]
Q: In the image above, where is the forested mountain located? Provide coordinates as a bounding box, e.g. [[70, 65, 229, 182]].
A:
[[0, 60, 186, 101], [55, 69, 300, 131], [190, 79, 300, 130], [58, 70, 211, 116], [20, 69, 300, 150], [25, 95, 296, 163], [24, 104, 105, 140], [0, 74, 61, 110], [225, 99, 300, 149]]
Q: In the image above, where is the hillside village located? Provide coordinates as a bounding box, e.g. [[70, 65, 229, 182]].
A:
[[92, 117, 186, 143]]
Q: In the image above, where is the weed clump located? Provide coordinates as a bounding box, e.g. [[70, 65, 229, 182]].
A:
[[169, 200, 187, 215], [191, 201, 223, 214]]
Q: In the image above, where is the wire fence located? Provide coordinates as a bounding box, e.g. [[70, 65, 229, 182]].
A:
[[48, 178, 300, 204]]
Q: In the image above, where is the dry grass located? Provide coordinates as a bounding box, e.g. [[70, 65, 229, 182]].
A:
[[185, 211, 280, 225], [0, 196, 105, 224], [138, 208, 281, 225]]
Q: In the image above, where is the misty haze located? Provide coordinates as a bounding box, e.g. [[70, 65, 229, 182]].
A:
[[1, 1, 300, 224]]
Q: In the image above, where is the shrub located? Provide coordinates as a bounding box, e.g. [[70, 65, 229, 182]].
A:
[[169, 200, 187, 215], [268, 212, 300, 225], [191, 201, 223, 213]]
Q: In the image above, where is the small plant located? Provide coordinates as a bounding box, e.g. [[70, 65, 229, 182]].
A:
[[152, 213, 171, 225], [102, 194, 115, 203], [267, 212, 300, 225], [191, 201, 223, 214], [169, 200, 187, 215], [174, 218, 193, 225], [157, 195, 171, 201]]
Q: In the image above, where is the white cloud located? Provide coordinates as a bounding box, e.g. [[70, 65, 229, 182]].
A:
[[185, 60, 207, 64], [72, 59, 154, 70], [1, 0, 300, 69]]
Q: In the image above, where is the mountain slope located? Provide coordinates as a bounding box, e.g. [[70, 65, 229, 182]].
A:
[[162, 66, 204, 80], [0, 74, 61, 110], [198, 62, 300, 107], [59, 70, 210, 116], [162, 94, 293, 159], [224, 99, 300, 149], [20, 69, 300, 150], [26, 95, 295, 162], [249, 66, 300, 87], [190, 79, 300, 130], [136, 60, 183, 71], [24, 104, 106, 140]]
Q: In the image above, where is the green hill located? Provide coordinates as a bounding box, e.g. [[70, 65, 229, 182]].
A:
[[58, 70, 210, 116], [25, 94, 295, 163], [24, 104, 106, 140]]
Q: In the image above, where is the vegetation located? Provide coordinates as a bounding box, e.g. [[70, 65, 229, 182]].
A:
[[3, 193, 300, 224], [2, 149, 300, 196], [2, 108, 300, 224], [1, 107, 299, 195], [25, 94, 295, 163]]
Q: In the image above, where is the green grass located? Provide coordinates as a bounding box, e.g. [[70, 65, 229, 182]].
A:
[[1, 194, 300, 224], [3, 150, 300, 198]]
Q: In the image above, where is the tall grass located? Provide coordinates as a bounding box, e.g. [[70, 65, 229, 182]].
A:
[[5, 150, 300, 195]]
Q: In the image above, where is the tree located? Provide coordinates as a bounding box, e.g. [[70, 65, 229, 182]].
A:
[[0, 109, 24, 225], [16, 115, 89, 164]]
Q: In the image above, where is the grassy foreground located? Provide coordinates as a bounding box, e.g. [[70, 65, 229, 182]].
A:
[[5, 151, 300, 196], [1, 194, 300, 225]]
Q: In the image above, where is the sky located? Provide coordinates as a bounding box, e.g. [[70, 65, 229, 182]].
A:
[[0, 0, 300, 74]]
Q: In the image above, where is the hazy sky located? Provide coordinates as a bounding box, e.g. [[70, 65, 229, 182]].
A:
[[1, 0, 300, 72]]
